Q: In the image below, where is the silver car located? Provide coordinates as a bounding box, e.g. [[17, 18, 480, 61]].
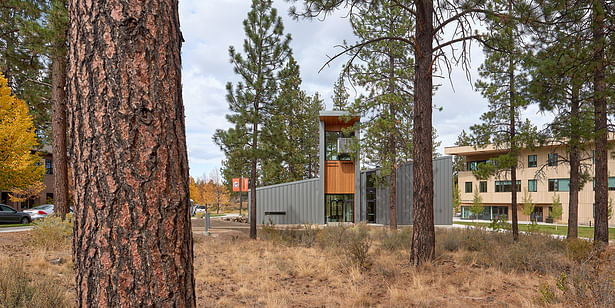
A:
[[23, 204, 55, 220]]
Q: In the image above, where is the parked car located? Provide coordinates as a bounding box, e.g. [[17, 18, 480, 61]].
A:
[[0, 204, 32, 224], [194, 205, 207, 215], [23, 204, 55, 220]]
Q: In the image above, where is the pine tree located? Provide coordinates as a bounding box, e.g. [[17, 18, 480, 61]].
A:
[[331, 73, 348, 111], [526, 0, 594, 239], [0, 0, 51, 136], [67, 0, 195, 305], [344, 2, 415, 230], [470, 0, 537, 242], [261, 56, 323, 185], [221, 0, 291, 239], [290, 0, 503, 264]]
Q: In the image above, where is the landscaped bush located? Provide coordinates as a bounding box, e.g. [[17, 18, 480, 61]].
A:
[[0, 258, 72, 308], [375, 227, 412, 251], [29, 214, 73, 250]]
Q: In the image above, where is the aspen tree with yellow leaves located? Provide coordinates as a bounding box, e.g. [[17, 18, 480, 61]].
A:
[[0, 72, 44, 193]]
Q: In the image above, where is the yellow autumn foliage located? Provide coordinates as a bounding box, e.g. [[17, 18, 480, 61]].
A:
[[0, 72, 44, 190]]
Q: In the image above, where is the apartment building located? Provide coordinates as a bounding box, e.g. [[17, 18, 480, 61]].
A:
[[445, 140, 615, 227]]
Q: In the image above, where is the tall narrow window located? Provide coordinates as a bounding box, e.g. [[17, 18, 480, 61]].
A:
[[45, 159, 53, 175], [465, 182, 472, 193], [528, 179, 537, 192], [547, 153, 558, 166], [528, 155, 537, 168], [479, 181, 487, 193]]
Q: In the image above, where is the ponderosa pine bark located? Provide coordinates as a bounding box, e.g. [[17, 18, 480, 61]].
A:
[[51, 0, 69, 220], [567, 88, 581, 239], [66, 0, 196, 306], [51, 53, 69, 220], [592, 0, 608, 244], [411, 0, 435, 265]]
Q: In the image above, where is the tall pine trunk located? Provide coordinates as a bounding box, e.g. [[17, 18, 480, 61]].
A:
[[250, 121, 258, 239], [388, 47, 397, 230], [567, 88, 580, 239], [51, 6, 69, 220], [592, 0, 608, 244], [411, 0, 435, 265], [67, 0, 196, 306], [509, 53, 519, 242]]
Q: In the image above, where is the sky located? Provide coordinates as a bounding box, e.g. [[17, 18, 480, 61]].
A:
[[179, 0, 552, 179]]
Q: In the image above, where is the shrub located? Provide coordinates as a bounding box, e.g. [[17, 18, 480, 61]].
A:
[[550, 249, 615, 307], [29, 214, 73, 250], [566, 238, 593, 263], [344, 223, 372, 270], [488, 214, 510, 231], [0, 258, 72, 308], [195, 212, 205, 219], [376, 227, 412, 251], [315, 224, 348, 251]]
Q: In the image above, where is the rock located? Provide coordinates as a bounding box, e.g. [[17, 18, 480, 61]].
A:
[[49, 257, 63, 265]]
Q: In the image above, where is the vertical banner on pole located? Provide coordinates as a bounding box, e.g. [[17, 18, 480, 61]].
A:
[[232, 178, 240, 192]]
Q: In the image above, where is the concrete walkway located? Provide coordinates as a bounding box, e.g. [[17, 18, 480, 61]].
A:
[[0, 226, 32, 233]]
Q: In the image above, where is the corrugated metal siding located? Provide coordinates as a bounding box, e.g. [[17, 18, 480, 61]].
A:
[[249, 178, 323, 225], [360, 156, 453, 225]]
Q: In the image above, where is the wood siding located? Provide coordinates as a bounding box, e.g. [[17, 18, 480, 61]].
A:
[[325, 161, 355, 194]]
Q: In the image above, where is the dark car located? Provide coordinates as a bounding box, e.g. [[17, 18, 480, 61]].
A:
[[0, 204, 32, 224]]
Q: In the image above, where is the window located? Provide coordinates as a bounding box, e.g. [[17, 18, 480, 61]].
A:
[[325, 131, 354, 161], [597, 177, 615, 191], [479, 181, 487, 193], [325, 194, 354, 223], [467, 160, 487, 171], [528, 179, 537, 192], [547, 153, 558, 166], [528, 155, 537, 168], [495, 180, 521, 192], [465, 182, 472, 193], [593, 150, 596, 164], [548, 179, 570, 192], [45, 159, 53, 175]]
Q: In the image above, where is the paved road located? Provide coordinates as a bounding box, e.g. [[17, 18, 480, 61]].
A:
[[0, 226, 32, 233]]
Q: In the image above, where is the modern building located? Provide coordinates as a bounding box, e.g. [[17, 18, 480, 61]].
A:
[[249, 111, 453, 225], [445, 139, 615, 226], [0, 145, 55, 209]]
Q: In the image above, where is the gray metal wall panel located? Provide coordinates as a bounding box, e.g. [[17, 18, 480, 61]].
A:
[[358, 156, 453, 225], [250, 178, 322, 225], [319, 121, 325, 224]]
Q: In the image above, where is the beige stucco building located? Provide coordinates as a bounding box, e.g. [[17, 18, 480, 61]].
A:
[[445, 140, 615, 227]]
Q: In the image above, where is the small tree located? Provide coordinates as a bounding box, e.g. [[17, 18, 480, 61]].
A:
[[452, 179, 461, 215], [9, 181, 46, 210], [550, 194, 563, 230], [608, 198, 613, 222], [522, 192, 536, 222], [470, 188, 484, 222]]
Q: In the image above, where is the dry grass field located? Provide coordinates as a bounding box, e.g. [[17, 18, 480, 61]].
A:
[[1, 218, 614, 307]]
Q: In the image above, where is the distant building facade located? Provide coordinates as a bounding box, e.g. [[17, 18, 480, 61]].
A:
[[445, 139, 615, 227], [1, 145, 55, 208], [249, 111, 453, 225]]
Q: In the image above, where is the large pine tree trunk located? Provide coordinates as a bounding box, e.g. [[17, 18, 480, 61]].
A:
[[388, 47, 397, 231], [51, 26, 69, 220], [411, 0, 435, 265], [567, 91, 580, 239], [67, 0, 196, 306], [250, 122, 258, 239], [592, 0, 608, 244], [507, 25, 519, 241]]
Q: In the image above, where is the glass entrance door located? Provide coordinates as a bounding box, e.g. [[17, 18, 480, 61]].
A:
[[326, 194, 354, 223]]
